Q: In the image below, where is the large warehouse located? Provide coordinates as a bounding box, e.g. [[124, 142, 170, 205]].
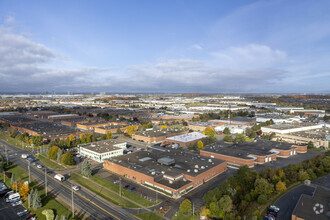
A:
[[104, 151, 227, 198], [200, 140, 307, 168]]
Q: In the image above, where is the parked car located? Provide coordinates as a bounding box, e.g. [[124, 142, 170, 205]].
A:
[[11, 200, 22, 207], [17, 210, 29, 217], [72, 185, 80, 191], [129, 187, 135, 191], [36, 164, 42, 169], [21, 154, 28, 159], [113, 180, 120, 184], [24, 214, 36, 220], [124, 185, 129, 189], [269, 205, 280, 213]]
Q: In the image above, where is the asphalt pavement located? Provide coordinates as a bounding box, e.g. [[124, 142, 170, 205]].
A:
[[0, 139, 137, 220]]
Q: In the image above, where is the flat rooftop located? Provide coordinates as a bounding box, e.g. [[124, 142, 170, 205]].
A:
[[80, 139, 126, 154], [203, 140, 294, 159], [107, 150, 225, 178], [134, 129, 185, 137], [166, 132, 207, 143], [189, 122, 217, 127], [48, 114, 80, 118], [289, 127, 330, 140], [0, 116, 40, 124], [264, 122, 320, 130], [14, 122, 83, 138]]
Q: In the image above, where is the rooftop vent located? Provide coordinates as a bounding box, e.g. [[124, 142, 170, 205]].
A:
[[194, 169, 198, 173]]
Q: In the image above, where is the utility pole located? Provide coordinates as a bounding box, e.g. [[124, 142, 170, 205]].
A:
[[119, 177, 122, 197], [15, 181, 17, 192], [192, 201, 194, 216], [45, 167, 47, 196], [3, 171, 5, 182], [156, 190, 158, 202], [28, 161, 31, 183], [71, 183, 75, 218], [5, 145, 8, 165]]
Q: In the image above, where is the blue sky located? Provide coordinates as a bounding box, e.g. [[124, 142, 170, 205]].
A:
[[0, 0, 329, 93]]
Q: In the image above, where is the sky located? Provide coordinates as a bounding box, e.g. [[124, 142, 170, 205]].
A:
[[0, 0, 329, 94]]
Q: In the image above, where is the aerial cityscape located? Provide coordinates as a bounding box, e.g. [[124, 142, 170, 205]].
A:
[[0, 1, 329, 220]]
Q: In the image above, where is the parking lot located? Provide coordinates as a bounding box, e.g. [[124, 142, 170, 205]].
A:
[[0, 193, 29, 220]]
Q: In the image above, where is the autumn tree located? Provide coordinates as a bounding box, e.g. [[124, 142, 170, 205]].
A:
[[48, 146, 59, 160], [275, 181, 287, 192], [197, 140, 204, 149], [204, 127, 215, 137], [106, 131, 113, 139], [61, 152, 75, 165], [161, 125, 167, 130], [20, 182, 30, 197], [179, 199, 192, 215]]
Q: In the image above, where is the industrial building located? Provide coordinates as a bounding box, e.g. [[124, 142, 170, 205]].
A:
[[200, 140, 307, 168], [132, 129, 188, 144], [78, 139, 127, 162], [0, 115, 40, 125], [165, 132, 207, 147], [209, 116, 256, 126], [188, 122, 217, 132], [103, 151, 227, 198]]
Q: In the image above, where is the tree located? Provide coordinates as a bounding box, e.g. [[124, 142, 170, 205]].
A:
[[126, 126, 137, 136], [106, 131, 113, 139], [57, 149, 63, 163], [10, 173, 15, 186], [179, 199, 192, 215], [197, 140, 204, 149], [204, 127, 215, 137], [298, 170, 310, 181], [257, 194, 267, 205], [200, 206, 211, 218], [20, 182, 30, 197], [32, 190, 42, 209], [254, 178, 274, 196], [61, 152, 75, 165], [48, 146, 59, 160], [81, 159, 92, 178], [219, 195, 232, 213], [42, 209, 55, 220], [161, 125, 167, 130], [234, 134, 245, 143], [223, 127, 231, 135], [31, 136, 43, 146], [307, 141, 314, 149], [223, 135, 233, 142], [275, 181, 286, 192]]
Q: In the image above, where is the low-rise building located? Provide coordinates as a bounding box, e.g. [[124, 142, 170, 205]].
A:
[[0, 115, 41, 125], [78, 139, 127, 162], [103, 151, 227, 198], [132, 129, 188, 144], [209, 116, 256, 126], [292, 186, 330, 220], [200, 140, 306, 168], [165, 132, 207, 147], [48, 114, 82, 122], [188, 122, 217, 132]]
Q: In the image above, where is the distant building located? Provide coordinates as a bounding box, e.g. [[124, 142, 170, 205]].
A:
[[165, 132, 207, 147], [188, 122, 217, 132], [132, 129, 188, 144], [78, 139, 127, 162]]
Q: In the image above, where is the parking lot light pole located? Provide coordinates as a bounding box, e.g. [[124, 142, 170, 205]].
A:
[[45, 167, 47, 196], [28, 161, 31, 183], [119, 178, 122, 197], [71, 183, 75, 218]]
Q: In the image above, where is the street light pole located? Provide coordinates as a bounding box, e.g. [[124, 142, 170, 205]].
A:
[[28, 161, 31, 183], [71, 183, 75, 218], [45, 167, 47, 196], [5, 145, 8, 165], [119, 177, 122, 197]]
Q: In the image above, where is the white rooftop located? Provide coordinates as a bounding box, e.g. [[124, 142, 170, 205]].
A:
[[166, 132, 207, 143]]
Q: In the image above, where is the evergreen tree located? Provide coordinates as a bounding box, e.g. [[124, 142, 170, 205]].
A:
[[32, 190, 42, 209], [81, 159, 92, 178], [57, 149, 63, 163], [10, 174, 15, 186]]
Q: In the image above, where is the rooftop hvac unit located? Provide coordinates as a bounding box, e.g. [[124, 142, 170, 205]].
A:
[[169, 180, 173, 184], [151, 171, 155, 175], [194, 165, 199, 168], [208, 159, 212, 162], [201, 166, 205, 169], [187, 169, 191, 172], [210, 155, 214, 158], [194, 169, 198, 173], [161, 171, 165, 174]]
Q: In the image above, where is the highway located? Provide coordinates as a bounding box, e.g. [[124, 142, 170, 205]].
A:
[[0, 140, 136, 220]]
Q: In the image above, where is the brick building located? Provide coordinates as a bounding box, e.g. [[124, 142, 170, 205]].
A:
[[0, 115, 41, 126], [200, 140, 307, 168], [103, 151, 227, 198], [132, 129, 188, 144], [188, 122, 217, 132]]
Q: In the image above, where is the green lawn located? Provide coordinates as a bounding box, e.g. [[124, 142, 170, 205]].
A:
[[0, 162, 76, 220], [91, 174, 159, 207], [36, 152, 65, 170], [135, 212, 162, 220], [70, 173, 139, 208]]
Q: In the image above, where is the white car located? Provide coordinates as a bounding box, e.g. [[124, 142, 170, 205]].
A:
[[21, 154, 28, 159], [17, 209, 29, 217], [113, 180, 120, 184], [72, 185, 80, 191], [11, 200, 22, 207], [36, 165, 42, 169]]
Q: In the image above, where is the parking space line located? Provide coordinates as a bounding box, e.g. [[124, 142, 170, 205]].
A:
[[0, 206, 9, 211]]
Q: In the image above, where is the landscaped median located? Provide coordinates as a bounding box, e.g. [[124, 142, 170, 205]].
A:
[[35, 152, 66, 170], [70, 173, 160, 208], [0, 162, 76, 220]]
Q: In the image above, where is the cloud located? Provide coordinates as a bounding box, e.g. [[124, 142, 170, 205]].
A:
[[4, 16, 16, 25], [211, 44, 287, 69], [190, 44, 203, 50]]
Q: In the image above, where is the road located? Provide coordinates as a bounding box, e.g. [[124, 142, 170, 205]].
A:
[[0, 139, 136, 220]]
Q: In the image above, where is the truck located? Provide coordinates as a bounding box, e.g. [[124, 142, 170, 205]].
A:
[[54, 174, 65, 182]]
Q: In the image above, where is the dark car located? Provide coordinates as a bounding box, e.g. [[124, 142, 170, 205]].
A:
[[129, 187, 135, 191], [124, 185, 129, 189], [267, 210, 278, 217]]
